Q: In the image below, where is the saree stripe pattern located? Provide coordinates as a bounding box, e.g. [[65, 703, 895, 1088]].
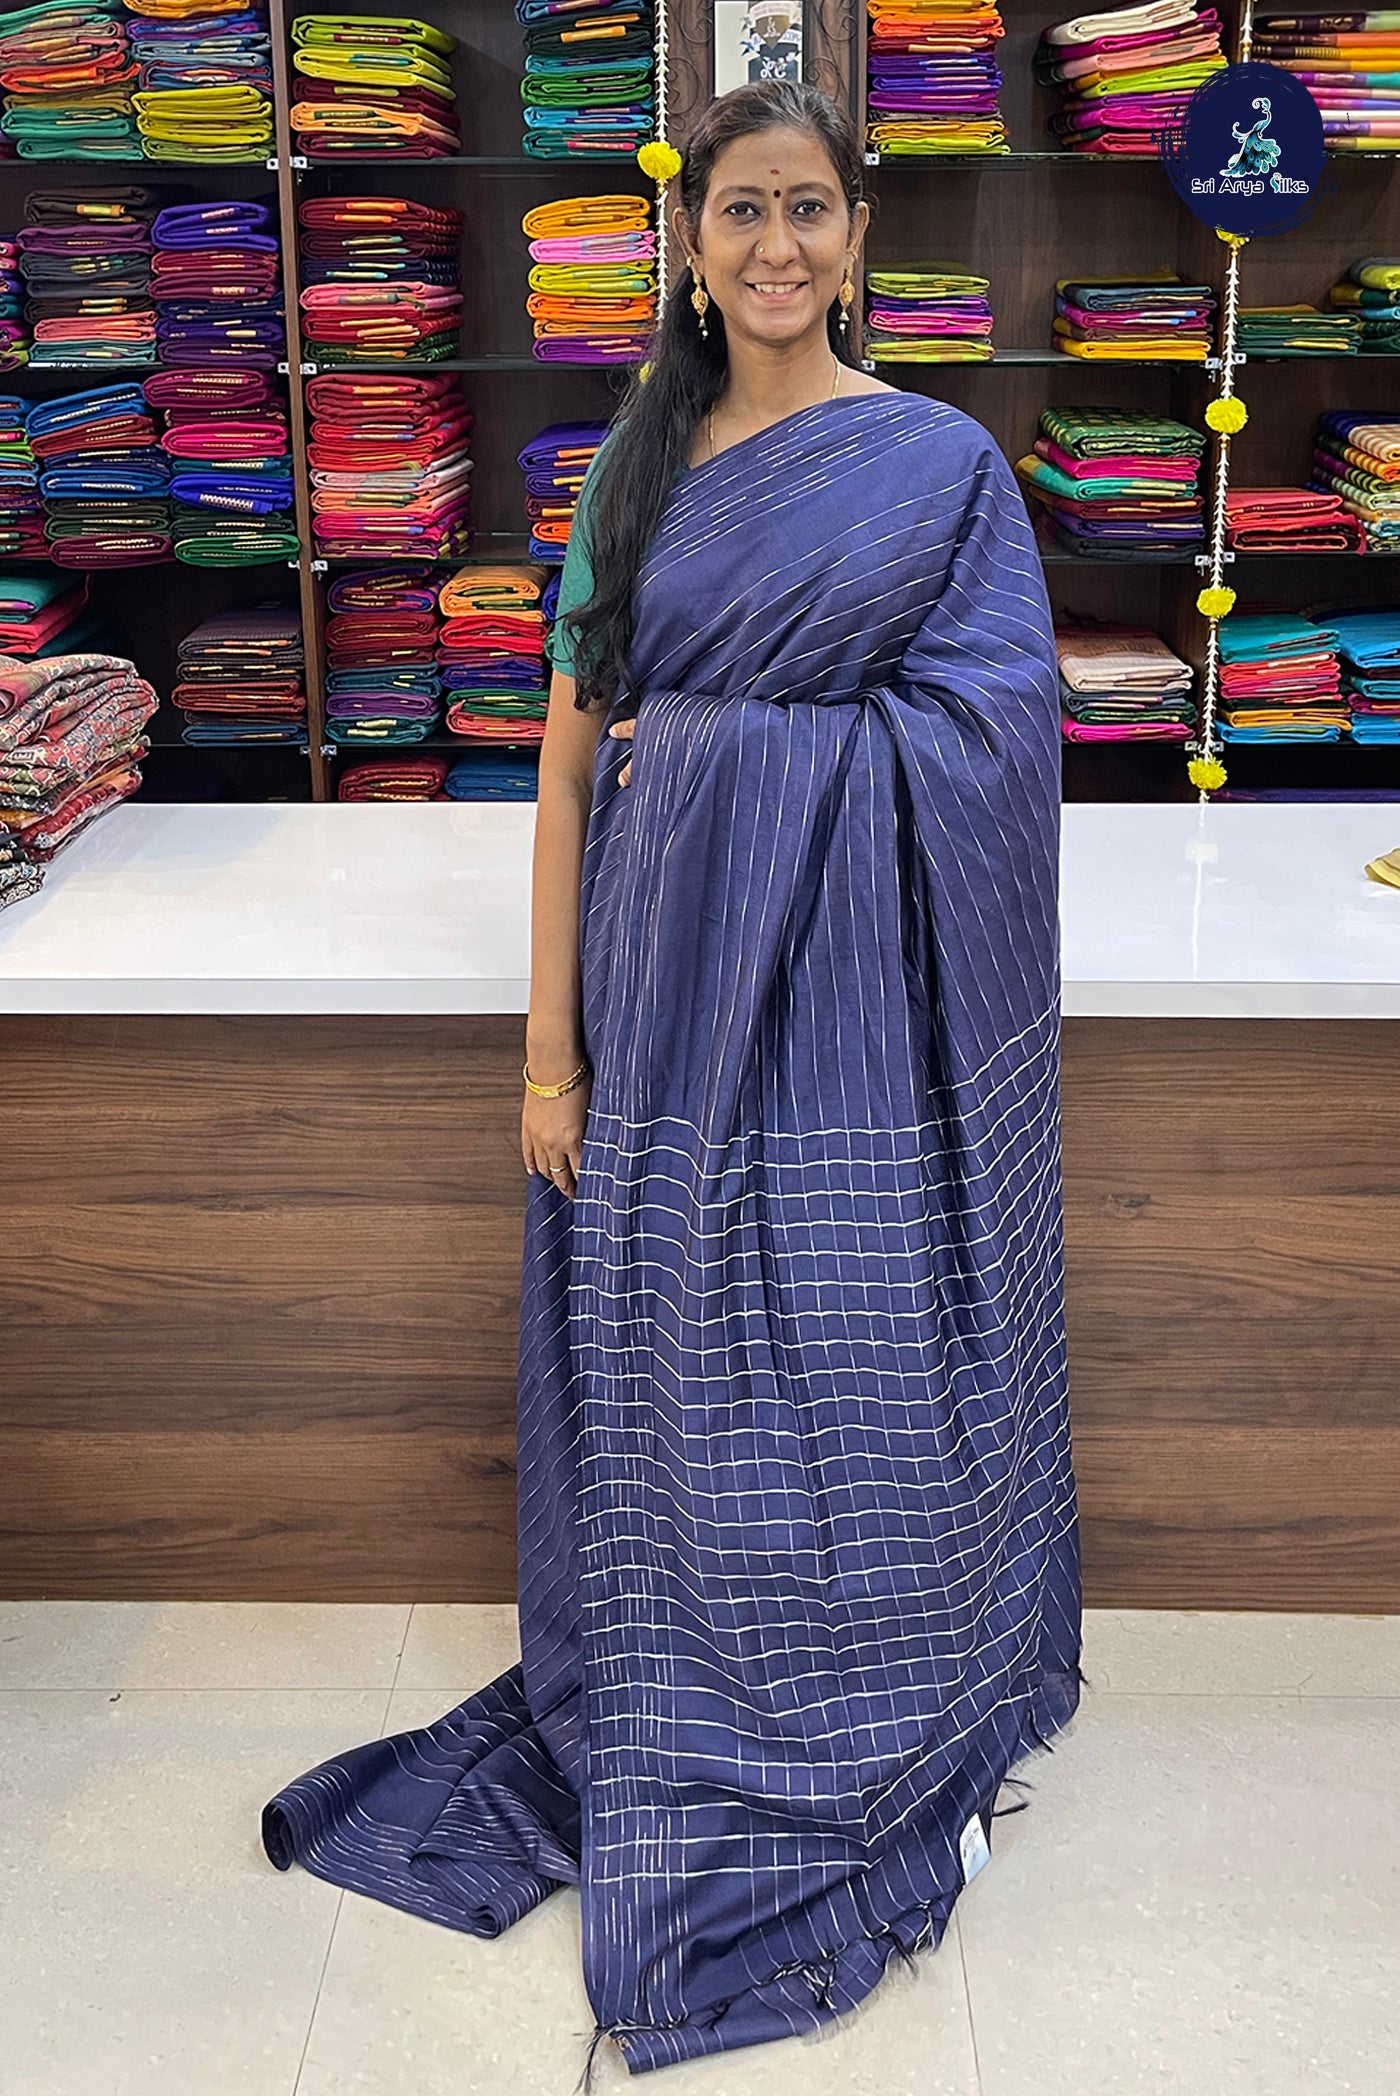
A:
[[262, 392, 1082, 2073]]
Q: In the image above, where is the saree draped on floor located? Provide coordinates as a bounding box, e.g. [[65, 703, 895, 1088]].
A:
[[262, 391, 1082, 2072]]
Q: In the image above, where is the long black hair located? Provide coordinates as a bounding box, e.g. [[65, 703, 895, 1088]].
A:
[[565, 80, 866, 712]]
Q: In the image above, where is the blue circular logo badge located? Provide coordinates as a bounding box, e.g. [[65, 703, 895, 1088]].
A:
[[1158, 61, 1327, 237]]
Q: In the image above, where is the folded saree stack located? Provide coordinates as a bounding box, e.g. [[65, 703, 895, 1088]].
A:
[[298, 196, 464, 362], [1237, 303, 1363, 355], [866, 0, 1009, 156], [1224, 486, 1363, 551], [522, 193, 655, 363], [1254, 9, 1400, 149], [150, 198, 285, 367], [1055, 616, 1195, 739], [518, 420, 605, 560], [128, 0, 274, 160], [0, 394, 44, 555], [324, 566, 443, 743], [1218, 608, 1348, 740], [0, 572, 95, 654], [144, 366, 297, 565], [0, 825, 41, 905], [1052, 274, 1214, 357], [1037, 0, 1225, 153], [1309, 407, 1400, 545], [1015, 406, 1207, 554], [864, 270, 994, 359], [0, 0, 141, 160], [437, 562, 548, 740], [19, 184, 156, 366], [306, 372, 474, 560], [0, 570, 116, 666], [126, 0, 273, 97], [444, 747, 539, 797], [516, 0, 654, 159], [1328, 254, 1400, 350], [1331, 606, 1400, 740], [0, 647, 157, 859], [30, 380, 172, 566], [173, 599, 305, 742], [291, 13, 461, 158], [0, 240, 25, 367], [337, 753, 449, 797]]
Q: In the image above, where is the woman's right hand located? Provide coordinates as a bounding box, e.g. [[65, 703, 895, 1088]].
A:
[[521, 1073, 592, 1200], [608, 716, 635, 784]]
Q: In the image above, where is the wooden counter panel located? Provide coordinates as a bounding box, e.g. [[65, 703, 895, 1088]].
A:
[[1, 1012, 1396, 1608], [1062, 1018, 1400, 1611], [0, 1013, 527, 1597]]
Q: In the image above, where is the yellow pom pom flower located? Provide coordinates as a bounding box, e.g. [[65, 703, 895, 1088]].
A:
[[1205, 395, 1248, 434], [1188, 755, 1228, 792], [1196, 585, 1236, 618], [638, 140, 682, 185]]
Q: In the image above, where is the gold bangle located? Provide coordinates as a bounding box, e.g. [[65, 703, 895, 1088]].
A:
[[523, 1057, 590, 1099]]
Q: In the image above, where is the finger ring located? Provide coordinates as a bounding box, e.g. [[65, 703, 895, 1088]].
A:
[[548, 1165, 568, 1176]]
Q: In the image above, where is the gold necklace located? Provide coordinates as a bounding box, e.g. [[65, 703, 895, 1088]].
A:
[[708, 354, 842, 462]]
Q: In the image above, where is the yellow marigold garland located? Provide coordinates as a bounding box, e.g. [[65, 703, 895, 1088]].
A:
[[637, 140, 682, 185], [1205, 395, 1248, 434]]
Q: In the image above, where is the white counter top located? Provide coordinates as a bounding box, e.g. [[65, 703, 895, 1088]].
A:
[[0, 800, 1396, 1018]]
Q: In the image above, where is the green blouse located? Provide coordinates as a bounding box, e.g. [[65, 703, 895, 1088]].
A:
[[547, 440, 696, 677], [546, 450, 602, 677]]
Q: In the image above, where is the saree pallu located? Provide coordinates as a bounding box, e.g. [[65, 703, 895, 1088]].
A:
[[262, 391, 1082, 2073]]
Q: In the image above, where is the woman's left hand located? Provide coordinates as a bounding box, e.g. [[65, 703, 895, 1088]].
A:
[[608, 717, 635, 785]]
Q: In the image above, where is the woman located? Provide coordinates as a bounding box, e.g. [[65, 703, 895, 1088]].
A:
[[263, 79, 1082, 2076]]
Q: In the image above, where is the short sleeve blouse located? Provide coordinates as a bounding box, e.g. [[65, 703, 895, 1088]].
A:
[[546, 450, 601, 677]]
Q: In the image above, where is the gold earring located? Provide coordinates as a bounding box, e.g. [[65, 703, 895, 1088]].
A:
[[691, 272, 709, 339], [838, 267, 855, 334]]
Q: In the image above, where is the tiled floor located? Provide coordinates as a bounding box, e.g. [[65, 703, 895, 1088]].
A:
[[1, 1604, 1396, 2096]]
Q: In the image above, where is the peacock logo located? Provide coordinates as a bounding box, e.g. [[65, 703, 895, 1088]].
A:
[[1157, 60, 1330, 238], [1221, 97, 1281, 180]]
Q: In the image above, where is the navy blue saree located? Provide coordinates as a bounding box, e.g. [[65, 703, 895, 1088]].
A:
[[262, 390, 1082, 2072]]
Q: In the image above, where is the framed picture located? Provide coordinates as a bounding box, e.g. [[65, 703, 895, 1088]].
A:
[[712, 0, 804, 94]]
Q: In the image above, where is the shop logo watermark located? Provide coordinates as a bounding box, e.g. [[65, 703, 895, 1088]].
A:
[[1157, 61, 1330, 236]]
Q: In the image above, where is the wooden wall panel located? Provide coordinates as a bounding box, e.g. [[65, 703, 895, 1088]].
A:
[[1, 1013, 1396, 1609]]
